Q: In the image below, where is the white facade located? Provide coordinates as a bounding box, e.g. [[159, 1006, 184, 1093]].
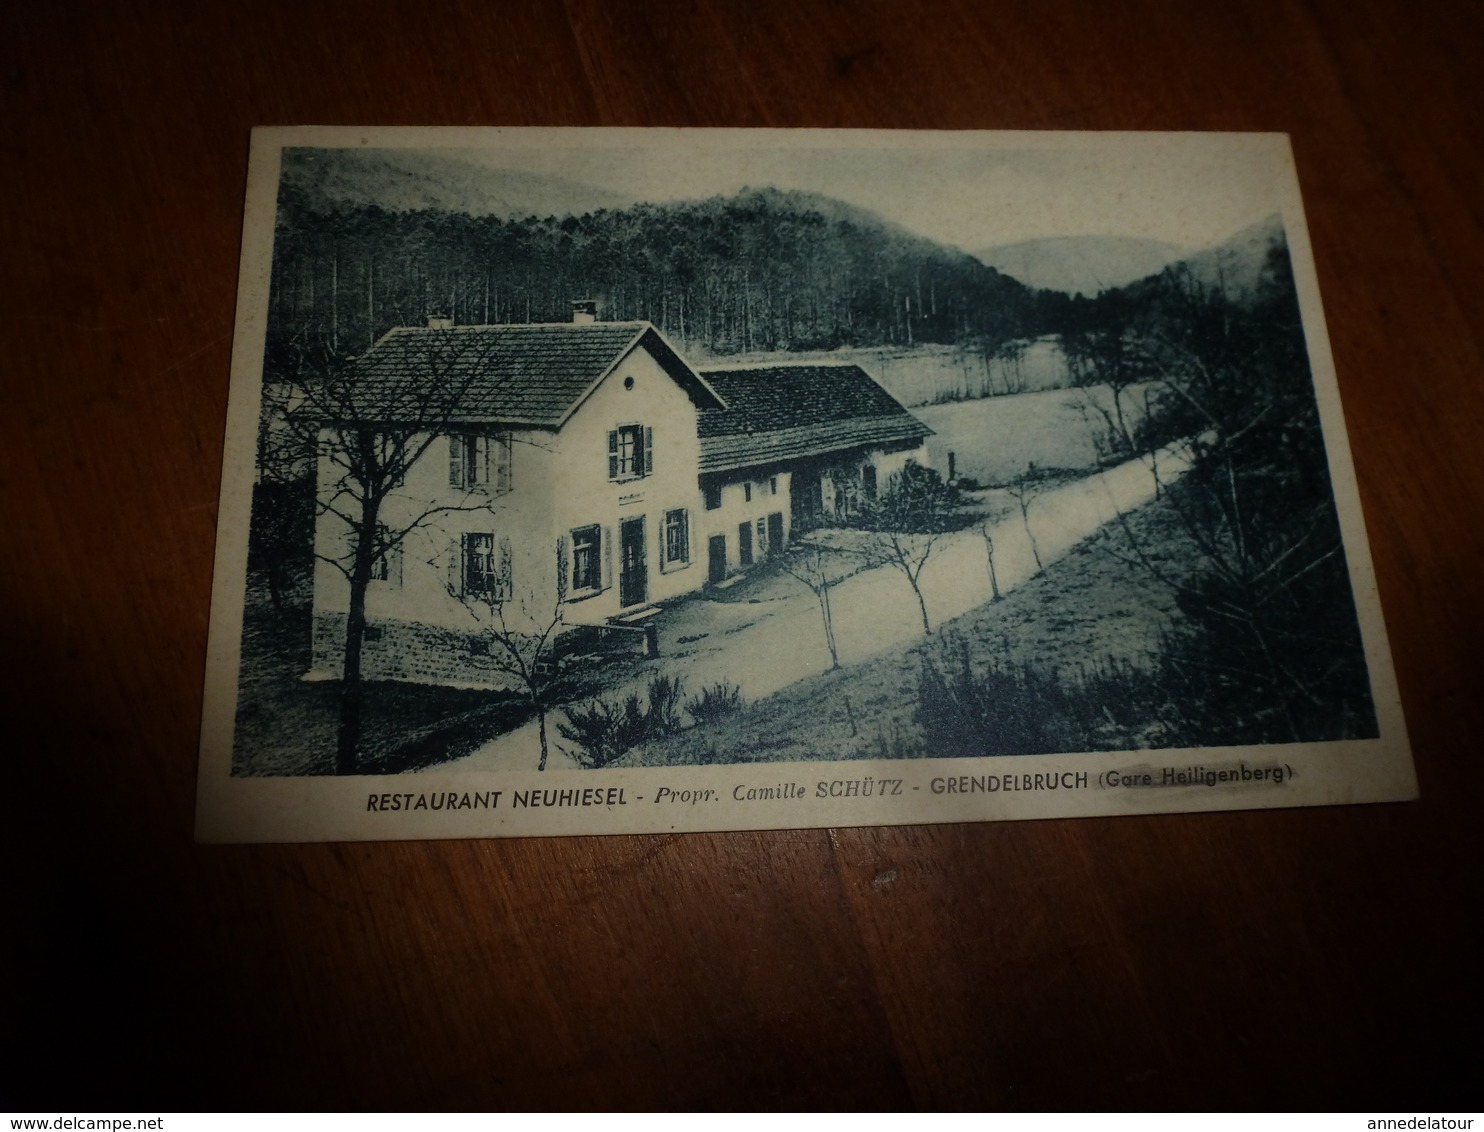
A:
[[312, 339, 713, 651], [308, 324, 932, 687], [548, 342, 709, 621]]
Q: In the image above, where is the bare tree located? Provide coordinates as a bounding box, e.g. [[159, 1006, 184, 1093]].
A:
[[290, 331, 505, 774], [451, 539, 571, 771], [1063, 296, 1150, 462], [1089, 244, 1375, 744], [779, 541, 854, 669], [1004, 464, 1046, 573], [867, 528, 942, 636], [853, 461, 961, 637], [981, 519, 1004, 603], [251, 378, 318, 610], [993, 336, 1029, 396]]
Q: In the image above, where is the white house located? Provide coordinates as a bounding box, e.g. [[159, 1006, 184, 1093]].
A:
[[307, 313, 931, 688]]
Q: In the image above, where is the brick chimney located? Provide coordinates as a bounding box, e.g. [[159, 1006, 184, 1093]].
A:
[[571, 299, 597, 325], [427, 314, 454, 329]]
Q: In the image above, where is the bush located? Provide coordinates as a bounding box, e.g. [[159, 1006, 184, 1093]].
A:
[[855, 460, 964, 534], [914, 633, 1167, 756], [685, 681, 743, 727], [645, 673, 686, 735], [557, 674, 687, 768]]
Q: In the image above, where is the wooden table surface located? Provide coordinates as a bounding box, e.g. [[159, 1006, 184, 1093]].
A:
[[5, 0, 1482, 1111]]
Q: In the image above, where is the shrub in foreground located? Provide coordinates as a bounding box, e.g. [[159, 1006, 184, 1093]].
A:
[[685, 681, 744, 727], [915, 633, 1167, 756], [558, 674, 686, 768]]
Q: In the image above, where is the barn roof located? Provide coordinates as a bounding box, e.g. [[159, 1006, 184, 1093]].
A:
[[695, 364, 931, 473], [341, 322, 723, 427]]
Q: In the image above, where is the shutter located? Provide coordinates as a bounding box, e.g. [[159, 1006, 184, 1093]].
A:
[[448, 537, 462, 596], [644, 426, 654, 476], [498, 536, 513, 601], [556, 532, 571, 598], [474, 435, 490, 486], [449, 434, 464, 488], [608, 430, 619, 479], [601, 525, 613, 591], [496, 434, 512, 495]]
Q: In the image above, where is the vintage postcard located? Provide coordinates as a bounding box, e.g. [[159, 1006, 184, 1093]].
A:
[[196, 127, 1415, 842]]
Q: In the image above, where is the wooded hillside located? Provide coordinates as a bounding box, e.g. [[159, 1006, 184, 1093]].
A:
[[267, 183, 1050, 365]]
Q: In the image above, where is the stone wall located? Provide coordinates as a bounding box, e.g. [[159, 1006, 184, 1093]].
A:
[[311, 612, 522, 691]]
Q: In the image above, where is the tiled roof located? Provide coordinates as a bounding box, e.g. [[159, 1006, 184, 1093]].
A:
[[343, 323, 717, 427], [695, 365, 931, 473]]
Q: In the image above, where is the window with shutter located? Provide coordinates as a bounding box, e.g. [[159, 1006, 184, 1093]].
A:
[[462, 532, 507, 601], [449, 433, 512, 493], [663, 509, 689, 567], [609, 424, 648, 481], [571, 525, 601, 592]]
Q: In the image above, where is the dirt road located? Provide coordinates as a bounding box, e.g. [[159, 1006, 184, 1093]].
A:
[[453, 446, 1187, 772]]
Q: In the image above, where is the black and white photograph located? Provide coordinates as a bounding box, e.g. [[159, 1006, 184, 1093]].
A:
[[196, 128, 1414, 841]]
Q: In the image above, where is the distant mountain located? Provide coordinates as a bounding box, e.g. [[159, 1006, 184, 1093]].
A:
[[1161, 214, 1286, 301], [280, 148, 633, 218], [975, 236, 1190, 296]]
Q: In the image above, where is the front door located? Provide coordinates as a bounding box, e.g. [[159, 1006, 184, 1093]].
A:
[[619, 516, 647, 607], [767, 512, 784, 556], [708, 534, 727, 583], [738, 520, 753, 566]]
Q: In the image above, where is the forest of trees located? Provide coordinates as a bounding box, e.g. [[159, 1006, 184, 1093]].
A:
[[267, 184, 1064, 366], [916, 239, 1379, 750]]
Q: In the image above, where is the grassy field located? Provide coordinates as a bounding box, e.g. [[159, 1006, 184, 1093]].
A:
[[915, 383, 1155, 486], [617, 499, 1188, 767]]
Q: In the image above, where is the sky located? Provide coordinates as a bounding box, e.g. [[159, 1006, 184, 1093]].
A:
[[410, 130, 1296, 253]]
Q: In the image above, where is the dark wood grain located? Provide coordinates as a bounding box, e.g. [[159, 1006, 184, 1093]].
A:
[[4, 0, 1480, 1110]]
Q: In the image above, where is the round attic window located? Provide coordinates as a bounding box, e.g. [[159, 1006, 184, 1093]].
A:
[[624, 376, 635, 390]]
